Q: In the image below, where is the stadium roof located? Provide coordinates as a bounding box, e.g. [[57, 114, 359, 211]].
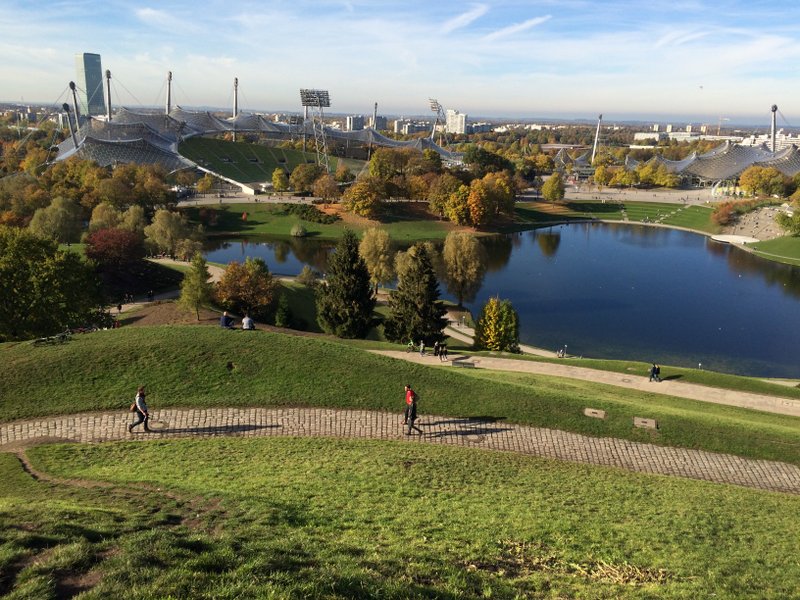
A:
[[55, 107, 461, 173]]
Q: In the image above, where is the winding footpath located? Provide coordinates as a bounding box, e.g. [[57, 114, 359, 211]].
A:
[[1, 407, 799, 495]]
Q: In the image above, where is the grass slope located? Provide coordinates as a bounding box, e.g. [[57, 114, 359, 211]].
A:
[[748, 236, 800, 266], [2, 326, 799, 465], [0, 439, 797, 599]]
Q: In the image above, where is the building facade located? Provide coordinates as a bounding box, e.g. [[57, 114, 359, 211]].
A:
[[75, 53, 105, 117], [446, 109, 467, 134]]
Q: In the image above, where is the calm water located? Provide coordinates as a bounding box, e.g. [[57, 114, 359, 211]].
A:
[[205, 223, 800, 377]]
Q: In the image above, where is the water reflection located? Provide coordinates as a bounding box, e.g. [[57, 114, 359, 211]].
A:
[[535, 229, 561, 258]]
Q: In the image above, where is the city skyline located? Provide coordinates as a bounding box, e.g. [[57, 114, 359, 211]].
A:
[[3, 0, 800, 125]]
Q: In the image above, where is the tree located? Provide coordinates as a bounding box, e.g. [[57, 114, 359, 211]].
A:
[[442, 231, 487, 307], [383, 243, 447, 345], [0, 226, 103, 341], [776, 210, 800, 236], [427, 172, 462, 218], [289, 163, 325, 193], [473, 297, 520, 352], [272, 168, 289, 192], [28, 197, 83, 243], [467, 178, 490, 226], [312, 173, 341, 202], [196, 173, 215, 196], [178, 252, 213, 320], [88, 202, 122, 232], [85, 228, 145, 269], [120, 205, 147, 235], [143, 209, 193, 256], [342, 179, 381, 217], [444, 185, 471, 225], [315, 229, 375, 338], [334, 162, 355, 183], [215, 257, 278, 320], [738, 166, 786, 197], [542, 172, 565, 202], [359, 227, 393, 292]]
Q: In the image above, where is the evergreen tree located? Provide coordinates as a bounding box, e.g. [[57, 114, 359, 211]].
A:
[[473, 297, 520, 353], [384, 243, 447, 345], [178, 252, 213, 320], [316, 229, 375, 338]]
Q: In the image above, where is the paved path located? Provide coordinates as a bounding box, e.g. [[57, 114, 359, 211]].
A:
[[1, 408, 798, 494], [375, 350, 800, 418]]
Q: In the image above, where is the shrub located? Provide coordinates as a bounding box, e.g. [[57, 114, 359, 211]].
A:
[[279, 203, 339, 224], [290, 223, 307, 237], [296, 265, 319, 287]]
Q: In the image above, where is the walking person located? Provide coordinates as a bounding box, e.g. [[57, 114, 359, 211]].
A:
[[649, 363, 658, 382], [406, 391, 422, 435], [129, 385, 151, 433], [419, 340, 425, 357], [402, 384, 415, 425], [439, 343, 448, 362], [433, 340, 440, 357]]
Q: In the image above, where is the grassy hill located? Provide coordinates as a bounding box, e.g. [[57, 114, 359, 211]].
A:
[[178, 137, 365, 184], [2, 326, 799, 465], [0, 438, 795, 599]]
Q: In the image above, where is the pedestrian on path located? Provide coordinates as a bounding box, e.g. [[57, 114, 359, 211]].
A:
[[419, 340, 425, 356], [403, 384, 416, 425], [406, 392, 422, 435], [439, 344, 448, 362], [129, 386, 151, 433]]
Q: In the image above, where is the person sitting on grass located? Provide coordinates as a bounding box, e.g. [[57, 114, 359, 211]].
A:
[[220, 311, 234, 329], [242, 314, 255, 330]]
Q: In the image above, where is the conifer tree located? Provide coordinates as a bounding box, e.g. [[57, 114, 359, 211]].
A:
[[474, 297, 520, 353], [316, 229, 375, 338], [384, 243, 447, 345], [178, 252, 213, 320]]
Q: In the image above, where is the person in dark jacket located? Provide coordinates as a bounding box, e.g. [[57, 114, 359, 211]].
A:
[[406, 392, 422, 435], [129, 386, 151, 433]]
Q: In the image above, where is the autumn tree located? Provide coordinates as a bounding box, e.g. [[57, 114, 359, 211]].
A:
[[738, 166, 786, 197], [383, 243, 447, 345], [312, 173, 341, 202], [85, 228, 145, 269], [28, 196, 83, 243], [542, 172, 566, 202], [334, 162, 355, 183], [289, 163, 325, 193], [272, 168, 289, 192], [143, 209, 196, 256], [427, 173, 462, 218], [215, 257, 278, 320], [473, 296, 520, 352], [342, 178, 382, 217], [196, 173, 215, 196], [444, 185, 471, 225], [442, 231, 487, 307], [178, 252, 213, 320], [0, 226, 103, 341], [315, 229, 375, 338], [88, 202, 122, 232], [120, 205, 147, 235], [358, 227, 393, 292]]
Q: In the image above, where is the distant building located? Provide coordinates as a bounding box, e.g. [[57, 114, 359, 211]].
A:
[[370, 115, 388, 130], [446, 109, 467, 134], [394, 118, 429, 135], [346, 115, 365, 131], [75, 53, 105, 117]]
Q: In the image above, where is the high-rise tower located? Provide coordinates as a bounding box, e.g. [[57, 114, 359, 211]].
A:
[[74, 53, 105, 117]]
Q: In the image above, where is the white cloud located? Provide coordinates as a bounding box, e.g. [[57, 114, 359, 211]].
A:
[[482, 15, 551, 42], [441, 3, 489, 34]]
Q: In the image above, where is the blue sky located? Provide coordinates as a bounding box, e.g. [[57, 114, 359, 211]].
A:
[[3, 0, 800, 125]]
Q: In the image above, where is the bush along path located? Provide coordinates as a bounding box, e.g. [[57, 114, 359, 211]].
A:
[[1, 407, 799, 495]]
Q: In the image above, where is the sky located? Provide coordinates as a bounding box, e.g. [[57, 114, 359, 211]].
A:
[[3, 0, 800, 126]]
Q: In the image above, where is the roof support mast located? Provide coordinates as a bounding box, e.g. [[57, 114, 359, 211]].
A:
[[62, 103, 78, 149], [591, 114, 602, 164], [166, 71, 172, 115], [68, 82, 81, 126], [233, 77, 238, 142], [771, 104, 778, 153], [105, 70, 112, 121]]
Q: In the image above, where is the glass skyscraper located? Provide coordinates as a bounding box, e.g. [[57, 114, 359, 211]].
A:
[[74, 53, 105, 117]]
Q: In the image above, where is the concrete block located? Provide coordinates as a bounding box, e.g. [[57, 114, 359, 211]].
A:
[[583, 408, 607, 419], [634, 417, 658, 429]]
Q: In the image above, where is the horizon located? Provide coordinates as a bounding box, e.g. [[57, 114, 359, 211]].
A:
[[2, 1, 800, 129]]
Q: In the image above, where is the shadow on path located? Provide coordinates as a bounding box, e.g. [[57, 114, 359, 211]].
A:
[[144, 423, 280, 435]]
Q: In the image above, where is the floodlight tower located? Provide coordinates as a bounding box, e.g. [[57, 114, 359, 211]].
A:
[[591, 114, 603, 165], [429, 98, 447, 146], [299, 88, 331, 172], [771, 104, 778, 153], [68, 81, 82, 126], [232, 77, 239, 142]]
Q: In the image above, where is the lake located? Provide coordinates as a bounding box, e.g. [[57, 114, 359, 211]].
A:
[[205, 223, 800, 378]]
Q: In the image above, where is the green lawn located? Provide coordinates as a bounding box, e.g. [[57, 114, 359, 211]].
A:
[[183, 202, 458, 240], [0, 439, 796, 599], [748, 236, 800, 266], [2, 326, 799, 465]]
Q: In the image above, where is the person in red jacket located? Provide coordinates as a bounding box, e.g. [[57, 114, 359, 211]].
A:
[[402, 384, 416, 425]]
